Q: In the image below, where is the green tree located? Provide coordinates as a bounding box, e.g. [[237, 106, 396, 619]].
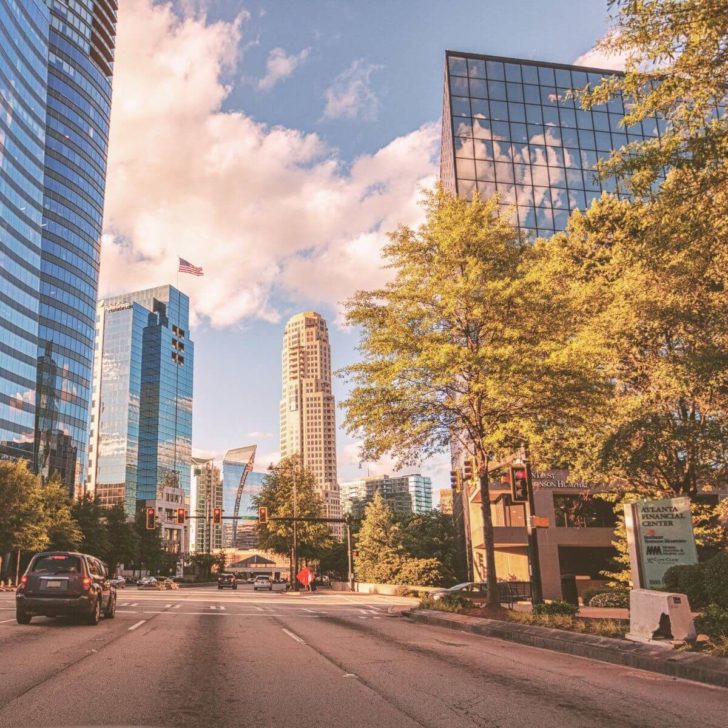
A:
[[253, 457, 334, 581], [71, 494, 110, 559], [341, 188, 600, 604], [41, 479, 82, 551], [191, 553, 217, 581], [102, 504, 139, 575], [581, 0, 728, 196], [318, 540, 349, 580], [541, 192, 728, 496], [400, 510, 457, 584], [355, 493, 406, 584], [0, 461, 49, 580]]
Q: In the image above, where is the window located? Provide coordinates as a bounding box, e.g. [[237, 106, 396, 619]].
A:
[[553, 494, 617, 528]]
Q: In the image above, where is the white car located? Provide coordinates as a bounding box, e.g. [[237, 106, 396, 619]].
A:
[[110, 576, 126, 589], [253, 576, 272, 591]]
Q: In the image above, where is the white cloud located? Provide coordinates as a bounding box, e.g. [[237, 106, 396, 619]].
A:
[[573, 35, 627, 71], [246, 431, 274, 439], [258, 46, 310, 91], [102, 1, 437, 329], [322, 59, 382, 121]]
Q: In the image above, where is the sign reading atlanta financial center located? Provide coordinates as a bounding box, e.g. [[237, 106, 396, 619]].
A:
[[624, 497, 698, 589]]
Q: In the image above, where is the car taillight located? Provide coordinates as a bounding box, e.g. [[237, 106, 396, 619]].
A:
[[21, 575, 27, 585], [82, 577, 92, 590]]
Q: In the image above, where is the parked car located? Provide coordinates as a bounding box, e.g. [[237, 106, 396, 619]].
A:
[[253, 576, 272, 591], [217, 573, 237, 590], [137, 576, 158, 588], [15, 551, 116, 625], [110, 576, 126, 589], [430, 582, 489, 602]]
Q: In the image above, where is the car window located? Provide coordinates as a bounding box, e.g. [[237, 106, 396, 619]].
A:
[[88, 558, 102, 577], [31, 555, 82, 574]]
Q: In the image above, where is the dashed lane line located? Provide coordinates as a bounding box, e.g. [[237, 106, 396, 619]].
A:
[[128, 620, 146, 631], [282, 628, 305, 644]]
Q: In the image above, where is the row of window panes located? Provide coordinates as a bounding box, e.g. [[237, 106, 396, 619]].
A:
[[454, 137, 605, 167], [455, 159, 603, 190], [456, 177, 607, 208], [447, 56, 609, 91]]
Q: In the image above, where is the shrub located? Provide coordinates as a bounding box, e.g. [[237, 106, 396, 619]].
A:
[[695, 604, 728, 640], [588, 591, 630, 609], [703, 552, 728, 609], [420, 593, 474, 613], [396, 558, 448, 587], [533, 600, 578, 616], [582, 586, 614, 605], [663, 563, 707, 608]]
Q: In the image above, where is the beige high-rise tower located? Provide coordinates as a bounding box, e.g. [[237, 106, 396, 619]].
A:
[[280, 312, 341, 521]]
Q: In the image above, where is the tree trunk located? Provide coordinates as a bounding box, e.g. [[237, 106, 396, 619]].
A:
[[478, 457, 499, 606]]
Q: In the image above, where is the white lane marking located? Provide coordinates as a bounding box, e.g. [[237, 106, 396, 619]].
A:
[[0, 618, 16, 624], [357, 609, 368, 614], [210, 606, 217, 610], [164, 604, 172, 609], [128, 620, 146, 631], [173, 604, 181, 609], [121, 602, 130, 607], [282, 628, 305, 644], [130, 603, 139, 607], [342, 673, 358, 678], [254, 606, 264, 612], [219, 605, 225, 611], [302, 608, 317, 613]]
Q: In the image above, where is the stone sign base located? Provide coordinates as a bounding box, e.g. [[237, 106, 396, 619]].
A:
[[626, 588, 696, 648]]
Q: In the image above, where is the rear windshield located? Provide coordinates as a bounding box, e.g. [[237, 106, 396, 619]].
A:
[[31, 555, 82, 574]]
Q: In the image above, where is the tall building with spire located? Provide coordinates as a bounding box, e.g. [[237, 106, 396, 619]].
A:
[[279, 312, 341, 521]]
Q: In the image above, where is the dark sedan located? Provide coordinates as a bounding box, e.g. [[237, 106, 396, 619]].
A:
[[15, 552, 116, 625]]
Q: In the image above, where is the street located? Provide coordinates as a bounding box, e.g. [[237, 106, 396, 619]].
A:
[[0, 586, 725, 728]]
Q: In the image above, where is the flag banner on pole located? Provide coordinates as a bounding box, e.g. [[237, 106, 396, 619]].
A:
[[178, 257, 204, 276]]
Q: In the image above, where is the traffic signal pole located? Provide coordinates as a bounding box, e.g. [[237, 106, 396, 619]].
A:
[[524, 463, 543, 605]]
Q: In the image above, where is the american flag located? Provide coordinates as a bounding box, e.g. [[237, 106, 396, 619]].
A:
[[178, 257, 204, 276]]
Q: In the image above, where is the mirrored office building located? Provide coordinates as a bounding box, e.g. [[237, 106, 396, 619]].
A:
[[0, 1, 118, 495], [87, 286, 193, 515], [441, 51, 664, 237]]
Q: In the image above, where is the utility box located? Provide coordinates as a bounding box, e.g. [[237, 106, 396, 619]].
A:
[[626, 589, 696, 647]]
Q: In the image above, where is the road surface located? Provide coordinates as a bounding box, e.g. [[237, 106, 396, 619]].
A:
[[0, 586, 725, 727]]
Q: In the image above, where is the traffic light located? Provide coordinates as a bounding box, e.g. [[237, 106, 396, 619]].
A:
[[176, 508, 186, 525], [258, 506, 268, 524], [449, 470, 462, 493], [213, 507, 222, 525], [510, 465, 530, 503], [145, 507, 156, 530], [463, 458, 475, 484]]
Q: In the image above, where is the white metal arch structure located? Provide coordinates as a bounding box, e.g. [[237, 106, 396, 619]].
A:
[[223, 445, 257, 548]]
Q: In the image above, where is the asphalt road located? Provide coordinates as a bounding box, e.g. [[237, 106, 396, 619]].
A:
[[0, 586, 725, 728]]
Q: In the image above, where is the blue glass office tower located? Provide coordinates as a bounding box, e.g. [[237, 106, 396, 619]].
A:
[[88, 286, 194, 514], [0, 1, 118, 495], [0, 1, 49, 464], [441, 51, 664, 237]]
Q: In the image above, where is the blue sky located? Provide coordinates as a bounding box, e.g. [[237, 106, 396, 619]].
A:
[[101, 0, 615, 490]]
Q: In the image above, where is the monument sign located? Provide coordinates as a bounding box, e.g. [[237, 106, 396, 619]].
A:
[[624, 496, 698, 590]]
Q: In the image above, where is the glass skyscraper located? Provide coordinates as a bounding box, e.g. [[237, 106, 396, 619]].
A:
[[88, 286, 194, 515], [340, 474, 433, 519], [0, 1, 118, 495], [441, 51, 664, 237]]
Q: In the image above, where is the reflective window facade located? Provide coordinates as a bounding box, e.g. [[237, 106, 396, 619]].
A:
[[441, 51, 665, 237], [88, 286, 194, 514], [0, 1, 118, 496], [340, 474, 433, 519], [0, 0, 49, 464]]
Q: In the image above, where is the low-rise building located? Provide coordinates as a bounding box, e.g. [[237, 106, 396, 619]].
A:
[[461, 466, 617, 601]]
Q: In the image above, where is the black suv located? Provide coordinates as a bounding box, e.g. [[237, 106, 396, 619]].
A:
[[16, 552, 116, 625], [217, 573, 237, 590]]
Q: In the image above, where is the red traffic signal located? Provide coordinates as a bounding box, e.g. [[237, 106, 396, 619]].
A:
[[463, 458, 474, 483], [510, 466, 530, 503], [145, 507, 156, 530], [213, 507, 222, 524], [258, 506, 268, 524], [176, 508, 186, 525]]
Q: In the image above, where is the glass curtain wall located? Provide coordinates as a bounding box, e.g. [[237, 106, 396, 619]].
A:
[[443, 51, 665, 237]]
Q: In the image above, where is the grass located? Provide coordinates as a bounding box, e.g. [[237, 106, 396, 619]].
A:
[[504, 611, 628, 638]]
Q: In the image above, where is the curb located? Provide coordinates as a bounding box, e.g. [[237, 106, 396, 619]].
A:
[[407, 609, 728, 689]]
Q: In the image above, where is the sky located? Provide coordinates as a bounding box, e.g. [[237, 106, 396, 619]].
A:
[[99, 0, 623, 493]]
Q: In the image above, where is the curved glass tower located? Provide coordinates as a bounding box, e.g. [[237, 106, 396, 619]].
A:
[[0, 1, 118, 495], [0, 1, 50, 463]]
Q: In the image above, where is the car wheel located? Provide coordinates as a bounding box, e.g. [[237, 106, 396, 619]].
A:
[[87, 596, 101, 626], [16, 609, 31, 625], [104, 593, 116, 619], [233, 584, 237, 590], [218, 585, 223, 590]]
